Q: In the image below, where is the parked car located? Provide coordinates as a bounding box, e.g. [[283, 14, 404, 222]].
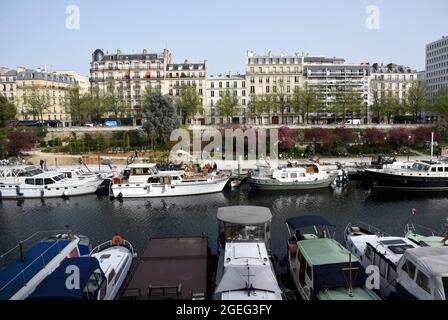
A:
[[345, 119, 362, 125]]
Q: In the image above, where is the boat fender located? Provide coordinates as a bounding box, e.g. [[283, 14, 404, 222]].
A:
[[63, 190, 69, 197], [303, 286, 311, 298], [15, 185, 21, 195], [40, 189, 44, 198], [118, 192, 123, 198]]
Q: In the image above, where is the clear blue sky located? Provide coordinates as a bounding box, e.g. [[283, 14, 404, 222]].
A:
[[0, 0, 447, 76]]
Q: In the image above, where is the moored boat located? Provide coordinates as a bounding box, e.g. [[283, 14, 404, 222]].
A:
[[27, 235, 136, 300], [344, 222, 420, 299], [122, 236, 209, 300], [404, 221, 448, 247], [213, 206, 283, 300], [286, 216, 381, 300], [364, 160, 448, 191], [249, 163, 336, 191], [0, 230, 91, 300], [111, 163, 229, 198]]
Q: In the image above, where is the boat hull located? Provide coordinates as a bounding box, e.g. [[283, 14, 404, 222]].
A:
[[249, 176, 335, 190], [0, 183, 99, 199], [364, 169, 448, 191], [111, 177, 229, 198]]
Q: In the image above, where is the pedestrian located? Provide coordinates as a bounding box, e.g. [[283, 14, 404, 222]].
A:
[[39, 159, 44, 169], [213, 162, 218, 171]]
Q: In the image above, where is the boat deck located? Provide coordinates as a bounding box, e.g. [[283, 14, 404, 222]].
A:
[[0, 240, 70, 300], [121, 237, 208, 300]]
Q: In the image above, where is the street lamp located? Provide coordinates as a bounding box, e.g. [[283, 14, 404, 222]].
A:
[[407, 135, 412, 162]]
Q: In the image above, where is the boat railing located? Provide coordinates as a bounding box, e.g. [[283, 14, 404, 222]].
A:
[[0, 237, 72, 298], [404, 223, 441, 237], [0, 229, 73, 269], [355, 221, 390, 237], [90, 239, 135, 256]]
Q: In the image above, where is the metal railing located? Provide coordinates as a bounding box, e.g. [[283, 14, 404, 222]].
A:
[[90, 239, 135, 256], [350, 221, 390, 237], [0, 234, 74, 298], [404, 223, 442, 237]]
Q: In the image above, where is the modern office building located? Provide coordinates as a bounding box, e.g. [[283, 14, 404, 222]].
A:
[[425, 36, 448, 97]]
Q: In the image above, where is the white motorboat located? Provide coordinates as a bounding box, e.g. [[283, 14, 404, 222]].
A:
[[249, 163, 336, 190], [0, 230, 91, 300], [0, 165, 44, 185], [28, 236, 136, 300], [344, 222, 420, 299], [0, 171, 101, 199], [213, 206, 283, 300], [395, 246, 448, 300], [111, 163, 229, 198]]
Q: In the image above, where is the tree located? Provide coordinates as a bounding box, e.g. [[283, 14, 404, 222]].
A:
[[247, 94, 273, 124], [291, 83, 319, 124], [5, 128, 37, 156], [431, 86, 448, 120], [64, 85, 88, 125], [248, 94, 264, 124], [216, 89, 239, 123], [274, 79, 289, 124], [406, 81, 427, 123], [24, 91, 51, 124], [87, 88, 107, 124], [142, 91, 179, 149], [332, 86, 364, 123], [178, 85, 202, 124], [103, 85, 130, 120], [380, 90, 402, 124], [0, 95, 16, 127]]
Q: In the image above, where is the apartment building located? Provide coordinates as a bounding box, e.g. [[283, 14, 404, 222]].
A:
[[1, 67, 82, 127], [206, 74, 247, 124], [165, 59, 207, 124], [302, 56, 370, 124], [245, 51, 303, 125]]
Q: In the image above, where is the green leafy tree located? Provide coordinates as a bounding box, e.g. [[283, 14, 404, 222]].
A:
[[64, 85, 88, 125], [332, 86, 363, 123], [216, 89, 239, 123], [406, 81, 427, 123], [24, 91, 51, 124], [431, 86, 448, 120], [178, 85, 202, 124], [291, 83, 319, 124], [142, 91, 179, 149], [0, 95, 16, 127], [103, 84, 130, 120]]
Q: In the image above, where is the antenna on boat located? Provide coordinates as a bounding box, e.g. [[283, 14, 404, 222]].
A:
[[430, 132, 434, 163], [342, 253, 358, 297]]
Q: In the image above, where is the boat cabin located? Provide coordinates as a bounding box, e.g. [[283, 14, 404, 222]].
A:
[[0, 166, 44, 180], [217, 206, 272, 252], [410, 161, 448, 174], [396, 247, 448, 300], [27, 257, 107, 300], [23, 173, 66, 186]]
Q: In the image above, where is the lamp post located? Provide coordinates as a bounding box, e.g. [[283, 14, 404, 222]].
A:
[[407, 135, 412, 162]]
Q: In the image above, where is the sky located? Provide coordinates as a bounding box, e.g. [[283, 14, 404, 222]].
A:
[[0, 0, 447, 76]]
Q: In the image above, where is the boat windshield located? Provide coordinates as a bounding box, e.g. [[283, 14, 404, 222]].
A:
[[222, 224, 265, 243], [131, 167, 158, 175], [411, 163, 430, 172]]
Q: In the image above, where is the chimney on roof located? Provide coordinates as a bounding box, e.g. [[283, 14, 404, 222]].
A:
[[184, 59, 188, 64], [143, 49, 147, 54]]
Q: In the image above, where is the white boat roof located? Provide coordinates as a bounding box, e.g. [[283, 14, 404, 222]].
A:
[[351, 234, 419, 265], [157, 170, 184, 176], [91, 246, 131, 277], [215, 242, 282, 297], [279, 167, 306, 172], [217, 206, 272, 225], [127, 163, 157, 168], [29, 172, 66, 179], [403, 246, 448, 276]]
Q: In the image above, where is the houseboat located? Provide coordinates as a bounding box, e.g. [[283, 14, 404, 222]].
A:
[[213, 206, 283, 300], [249, 163, 336, 191], [122, 236, 209, 300], [364, 160, 448, 191], [286, 216, 381, 300]]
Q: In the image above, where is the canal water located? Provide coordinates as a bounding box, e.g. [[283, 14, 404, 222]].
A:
[[1, 182, 447, 265]]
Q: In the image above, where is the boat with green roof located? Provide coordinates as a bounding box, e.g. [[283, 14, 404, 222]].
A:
[[286, 215, 381, 300], [405, 220, 448, 248]]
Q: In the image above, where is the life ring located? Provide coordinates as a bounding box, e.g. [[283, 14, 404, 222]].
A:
[[111, 234, 124, 246], [113, 177, 122, 184]]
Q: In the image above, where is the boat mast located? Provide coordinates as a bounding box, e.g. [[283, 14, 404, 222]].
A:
[[342, 253, 358, 297], [430, 132, 434, 163]]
